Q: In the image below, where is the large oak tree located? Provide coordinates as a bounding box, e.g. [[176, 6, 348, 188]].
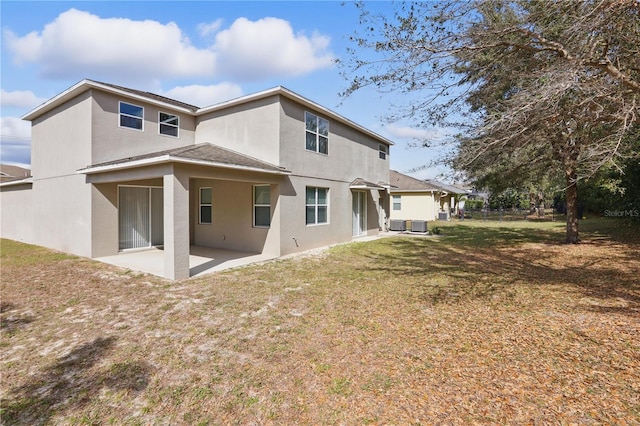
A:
[[342, 0, 639, 243]]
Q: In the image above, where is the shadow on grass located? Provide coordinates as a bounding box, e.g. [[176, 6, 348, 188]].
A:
[[350, 221, 640, 316], [0, 302, 34, 335], [1, 337, 153, 424], [433, 223, 566, 247]]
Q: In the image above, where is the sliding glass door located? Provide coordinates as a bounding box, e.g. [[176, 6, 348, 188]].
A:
[[118, 186, 164, 250]]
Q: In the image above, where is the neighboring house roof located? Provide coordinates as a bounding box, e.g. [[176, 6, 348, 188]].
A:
[[424, 179, 469, 195], [78, 143, 291, 176], [0, 164, 31, 183], [22, 79, 395, 147], [389, 170, 441, 192]]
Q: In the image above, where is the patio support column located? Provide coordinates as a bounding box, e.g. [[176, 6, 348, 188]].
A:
[[163, 167, 190, 280]]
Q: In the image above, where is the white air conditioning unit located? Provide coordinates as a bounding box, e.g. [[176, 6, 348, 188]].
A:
[[411, 220, 427, 233], [389, 219, 406, 232]]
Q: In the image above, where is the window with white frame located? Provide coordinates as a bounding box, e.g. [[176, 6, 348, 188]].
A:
[[119, 102, 144, 130], [199, 187, 212, 224], [392, 195, 401, 210], [379, 144, 388, 160], [253, 185, 271, 227], [305, 112, 329, 155], [306, 187, 328, 225], [159, 112, 179, 137]]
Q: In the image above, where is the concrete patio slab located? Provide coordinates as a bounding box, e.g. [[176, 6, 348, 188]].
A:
[[96, 246, 276, 279], [96, 232, 416, 280]]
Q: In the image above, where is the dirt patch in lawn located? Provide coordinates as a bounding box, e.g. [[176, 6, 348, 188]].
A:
[[1, 219, 639, 424]]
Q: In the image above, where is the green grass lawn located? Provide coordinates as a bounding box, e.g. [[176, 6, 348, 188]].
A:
[[1, 218, 639, 424]]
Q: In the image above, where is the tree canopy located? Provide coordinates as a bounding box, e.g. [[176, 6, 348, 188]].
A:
[[341, 0, 639, 243]]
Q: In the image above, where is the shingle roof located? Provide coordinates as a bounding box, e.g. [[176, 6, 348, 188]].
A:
[[424, 179, 468, 195], [0, 164, 31, 183], [91, 80, 200, 112], [81, 143, 290, 175], [389, 170, 441, 192]]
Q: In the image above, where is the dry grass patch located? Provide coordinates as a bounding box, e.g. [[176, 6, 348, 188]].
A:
[[1, 218, 639, 424]]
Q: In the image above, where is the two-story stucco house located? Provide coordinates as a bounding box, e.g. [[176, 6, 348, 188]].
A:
[[0, 80, 393, 279]]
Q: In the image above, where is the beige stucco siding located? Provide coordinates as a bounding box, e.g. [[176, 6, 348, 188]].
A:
[[278, 97, 389, 185], [31, 91, 92, 180], [390, 192, 437, 222], [277, 177, 385, 256], [195, 96, 281, 165], [275, 97, 389, 255], [24, 91, 93, 256], [191, 178, 280, 256], [0, 185, 35, 244], [32, 175, 93, 256], [90, 90, 196, 165]]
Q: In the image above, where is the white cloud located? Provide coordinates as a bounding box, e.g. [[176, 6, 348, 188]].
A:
[[4, 9, 334, 85], [1, 89, 46, 109], [4, 9, 217, 83], [1, 117, 31, 140], [162, 83, 243, 108], [384, 124, 451, 142], [198, 19, 223, 37], [212, 17, 334, 80], [1, 117, 31, 166]]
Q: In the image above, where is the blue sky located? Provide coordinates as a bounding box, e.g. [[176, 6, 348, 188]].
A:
[[1, 1, 452, 178]]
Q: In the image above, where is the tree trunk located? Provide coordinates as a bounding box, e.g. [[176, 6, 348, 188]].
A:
[[565, 172, 580, 244], [529, 192, 536, 216]]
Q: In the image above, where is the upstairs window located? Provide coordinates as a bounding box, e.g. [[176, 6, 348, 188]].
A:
[[305, 112, 329, 155], [253, 185, 271, 227], [119, 102, 144, 130], [159, 112, 179, 137], [379, 144, 388, 160], [306, 187, 328, 225]]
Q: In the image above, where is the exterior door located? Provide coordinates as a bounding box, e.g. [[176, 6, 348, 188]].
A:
[[118, 186, 164, 250], [352, 191, 366, 237]]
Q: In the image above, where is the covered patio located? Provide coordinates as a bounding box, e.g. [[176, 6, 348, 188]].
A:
[[97, 245, 277, 278], [82, 143, 291, 280]]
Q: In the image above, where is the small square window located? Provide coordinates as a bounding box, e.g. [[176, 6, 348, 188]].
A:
[[119, 102, 143, 130], [379, 144, 388, 160], [159, 112, 179, 137], [392, 195, 401, 211]]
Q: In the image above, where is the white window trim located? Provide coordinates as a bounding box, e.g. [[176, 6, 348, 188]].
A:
[[306, 186, 329, 226], [199, 187, 212, 225], [253, 184, 271, 228], [304, 111, 329, 155], [158, 111, 179, 138], [119, 101, 144, 131], [393, 195, 401, 211], [379, 144, 388, 160]]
